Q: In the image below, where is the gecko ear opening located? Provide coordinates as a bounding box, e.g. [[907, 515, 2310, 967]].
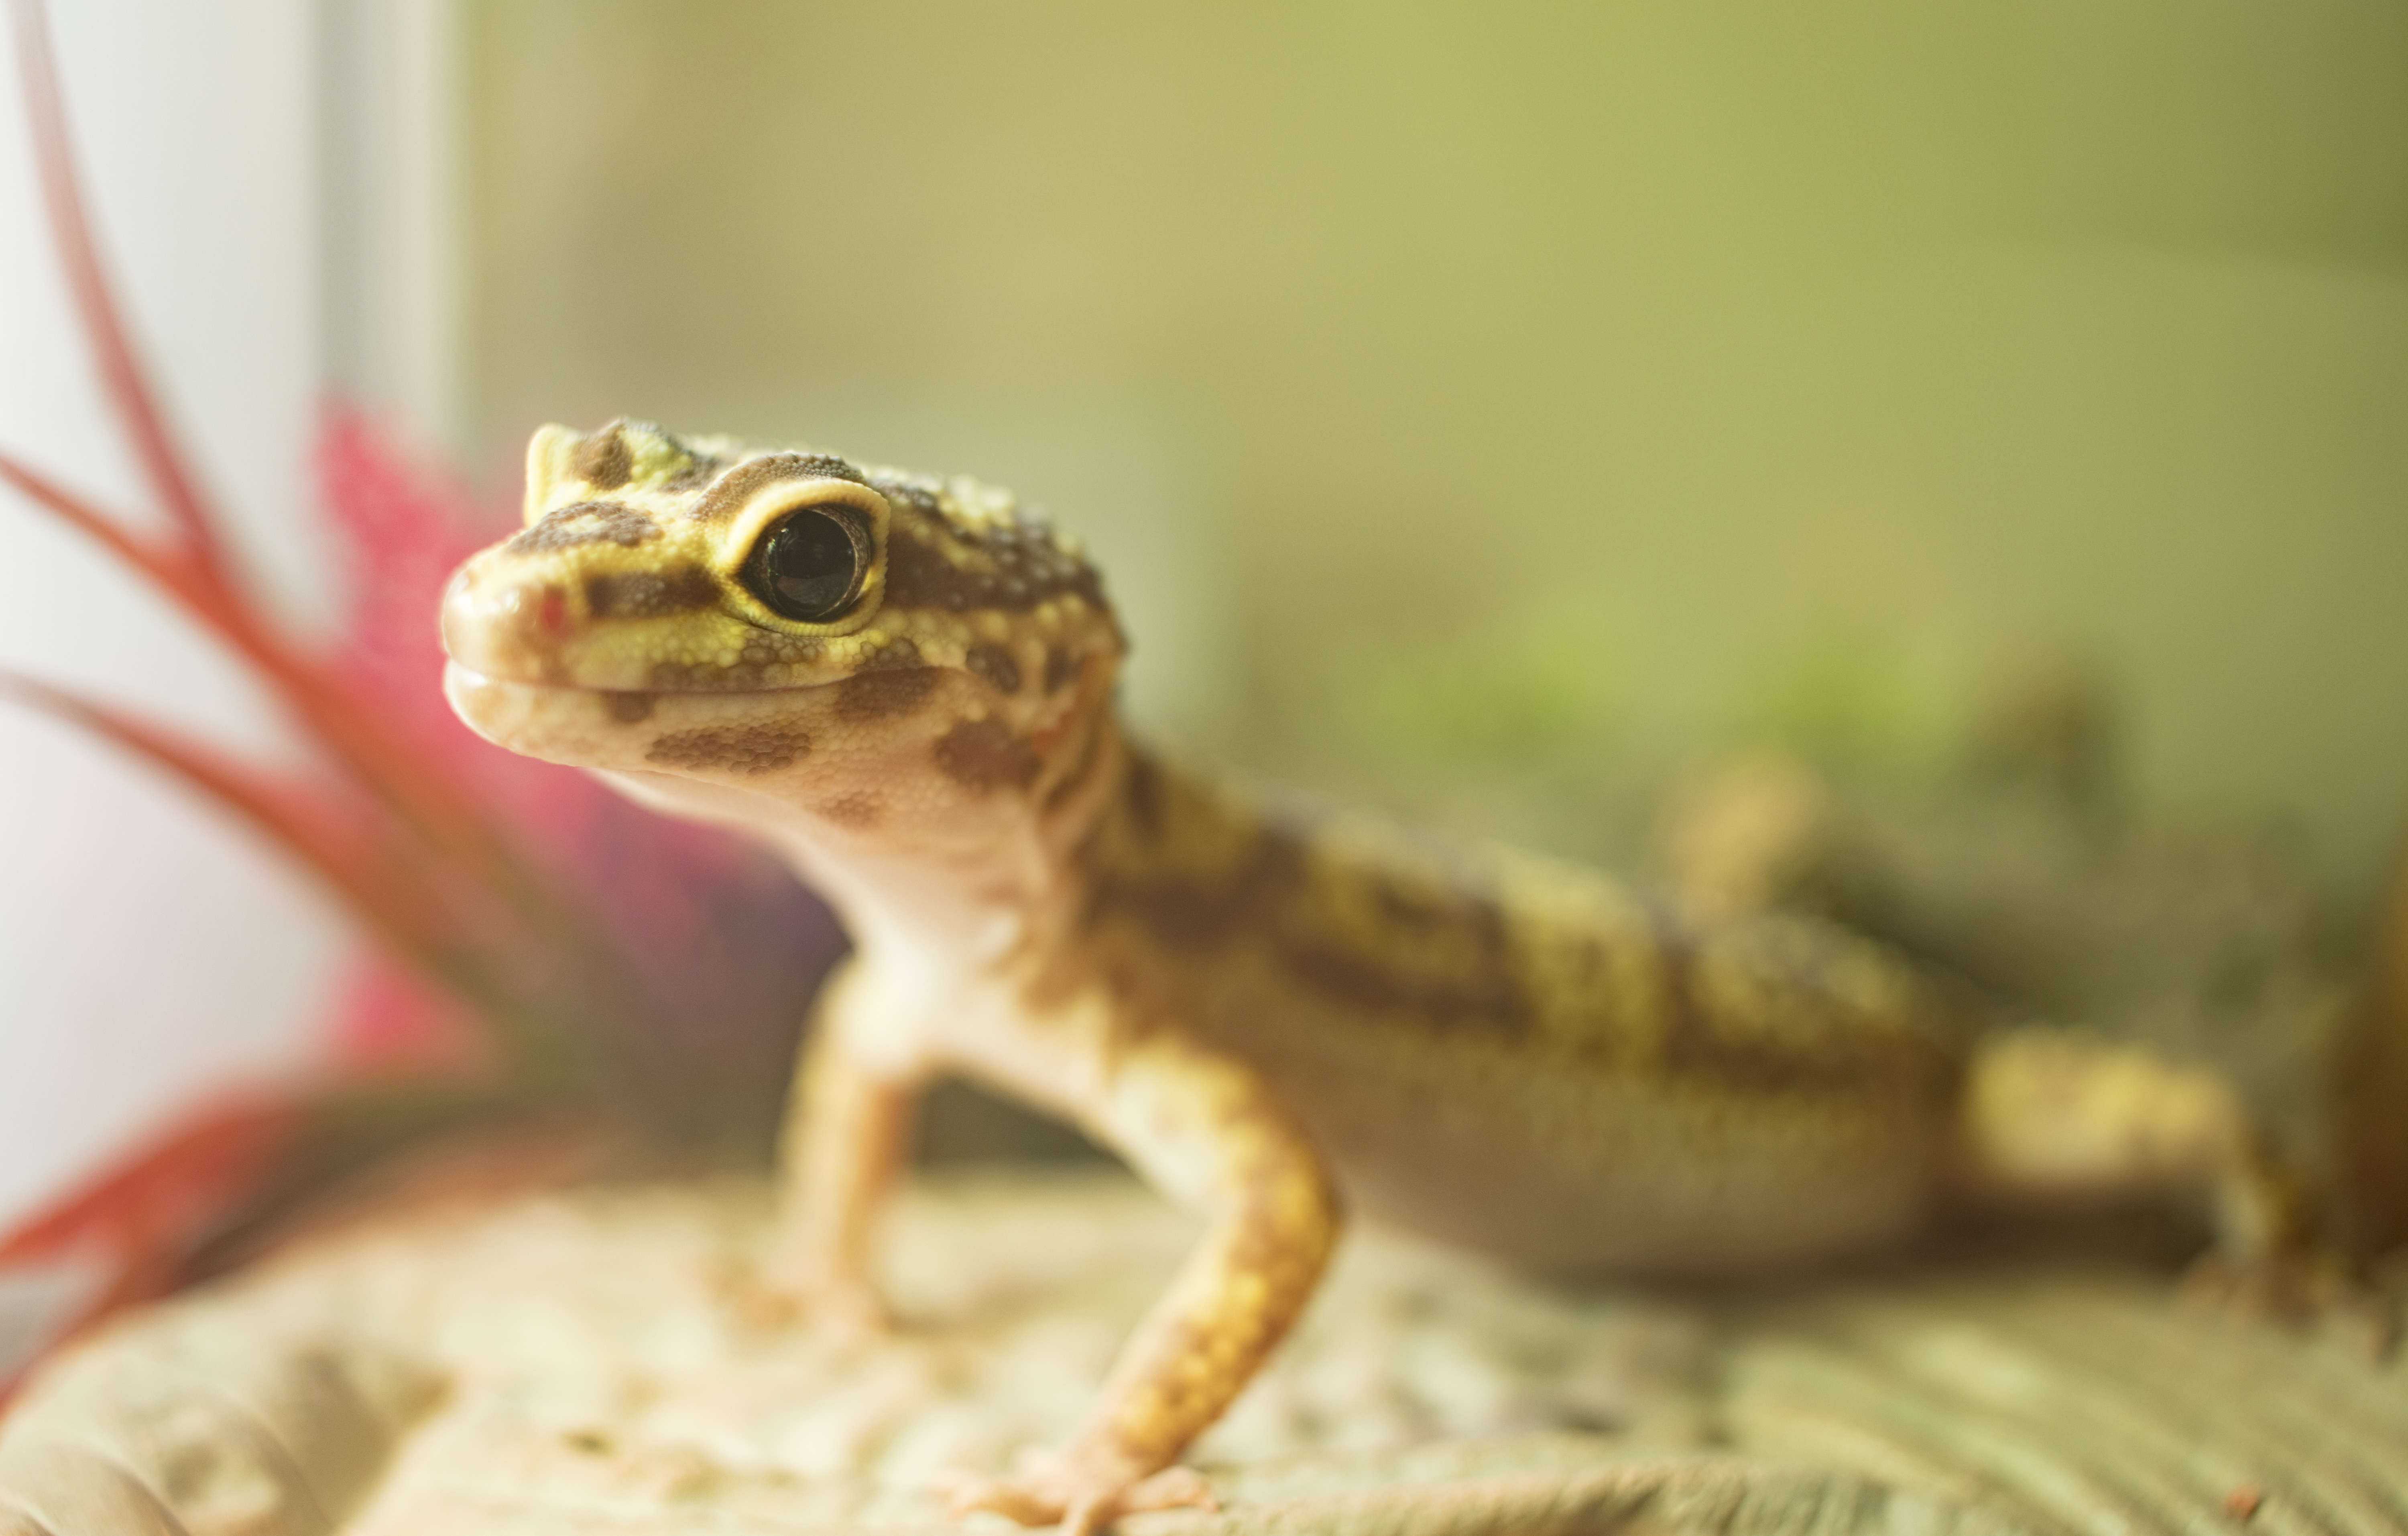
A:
[[523, 424, 585, 527]]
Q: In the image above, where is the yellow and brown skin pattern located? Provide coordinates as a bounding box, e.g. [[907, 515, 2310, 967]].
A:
[[441, 419, 2310, 1534]]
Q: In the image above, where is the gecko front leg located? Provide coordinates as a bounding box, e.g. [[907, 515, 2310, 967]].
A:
[[756, 960, 925, 1337], [948, 1025, 1343, 1536]]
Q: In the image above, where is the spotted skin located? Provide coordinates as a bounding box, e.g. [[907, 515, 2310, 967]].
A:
[[572, 423, 633, 489], [647, 719, 811, 775], [585, 564, 718, 619], [834, 667, 940, 723], [506, 498, 659, 554], [934, 716, 1042, 793], [965, 642, 1022, 696], [440, 419, 2310, 1536]]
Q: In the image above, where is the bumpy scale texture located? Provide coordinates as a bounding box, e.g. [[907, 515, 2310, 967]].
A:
[[426, 419, 2326, 1531]]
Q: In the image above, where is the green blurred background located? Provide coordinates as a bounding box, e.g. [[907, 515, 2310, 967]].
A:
[[456, 1, 2408, 888]]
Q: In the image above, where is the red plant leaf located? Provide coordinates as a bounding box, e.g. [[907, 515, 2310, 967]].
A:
[[0, 1, 850, 1331], [325, 952, 493, 1078], [0, 671, 453, 952], [0, 440, 539, 920], [7, 0, 228, 570], [0, 1096, 302, 1270], [0, 1092, 307, 1400], [0, 448, 239, 635]]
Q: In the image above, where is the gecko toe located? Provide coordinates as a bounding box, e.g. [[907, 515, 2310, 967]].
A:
[[2180, 1249, 2399, 1358], [939, 1455, 1216, 1533]]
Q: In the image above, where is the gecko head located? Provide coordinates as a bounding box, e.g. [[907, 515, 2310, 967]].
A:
[[441, 418, 1126, 842]]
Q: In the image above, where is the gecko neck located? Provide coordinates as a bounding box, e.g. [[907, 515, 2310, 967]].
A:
[[767, 709, 1128, 985]]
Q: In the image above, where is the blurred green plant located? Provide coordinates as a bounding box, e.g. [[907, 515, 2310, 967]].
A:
[[1329, 605, 1627, 768], [1723, 632, 1959, 774]]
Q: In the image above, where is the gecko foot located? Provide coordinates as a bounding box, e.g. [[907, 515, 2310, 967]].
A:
[[2180, 1251, 2398, 1359], [716, 1259, 891, 1341], [940, 1451, 1217, 1536]]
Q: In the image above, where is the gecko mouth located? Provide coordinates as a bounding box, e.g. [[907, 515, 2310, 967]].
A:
[[443, 659, 970, 786], [443, 660, 949, 746], [442, 660, 838, 774], [439, 660, 862, 700], [439, 661, 828, 739]]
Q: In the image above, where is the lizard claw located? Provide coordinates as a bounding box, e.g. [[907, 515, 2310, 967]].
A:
[[2180, 1250, 2399, 1359], [717, 1259, 891, 1340], [940, 1451, 1217, 1535]]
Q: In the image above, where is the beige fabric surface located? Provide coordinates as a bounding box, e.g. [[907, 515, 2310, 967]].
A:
[[0, 1169, 2400, 1535]]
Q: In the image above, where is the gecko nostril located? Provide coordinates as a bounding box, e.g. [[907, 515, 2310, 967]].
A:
[[537, 585, 571, 638]]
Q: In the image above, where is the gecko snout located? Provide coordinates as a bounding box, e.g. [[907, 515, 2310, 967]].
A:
[[440, 563, 581, 680]]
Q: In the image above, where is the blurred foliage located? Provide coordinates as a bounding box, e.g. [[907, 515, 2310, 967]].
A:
[[1326, 604, 1628, 769], [1723, 635, 1961, 776], [0, 3, 842, 1375], [460, 0, 2408, 887]]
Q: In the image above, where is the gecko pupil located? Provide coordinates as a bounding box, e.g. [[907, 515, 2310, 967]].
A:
[[749, 507, 868, 622]]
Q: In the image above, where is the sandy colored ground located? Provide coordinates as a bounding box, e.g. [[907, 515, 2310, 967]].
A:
[[1, 1168, 2402, 1535]]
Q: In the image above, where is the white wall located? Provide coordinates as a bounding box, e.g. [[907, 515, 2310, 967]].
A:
[[321, 0, 460, 459], [0, 0, 338, 1233]]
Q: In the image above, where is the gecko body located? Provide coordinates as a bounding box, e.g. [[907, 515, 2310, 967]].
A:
[[441, 419, 2298, 1533]]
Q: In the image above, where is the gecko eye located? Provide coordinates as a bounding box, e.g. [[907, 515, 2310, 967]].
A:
[[743, 505, 872, 623]]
